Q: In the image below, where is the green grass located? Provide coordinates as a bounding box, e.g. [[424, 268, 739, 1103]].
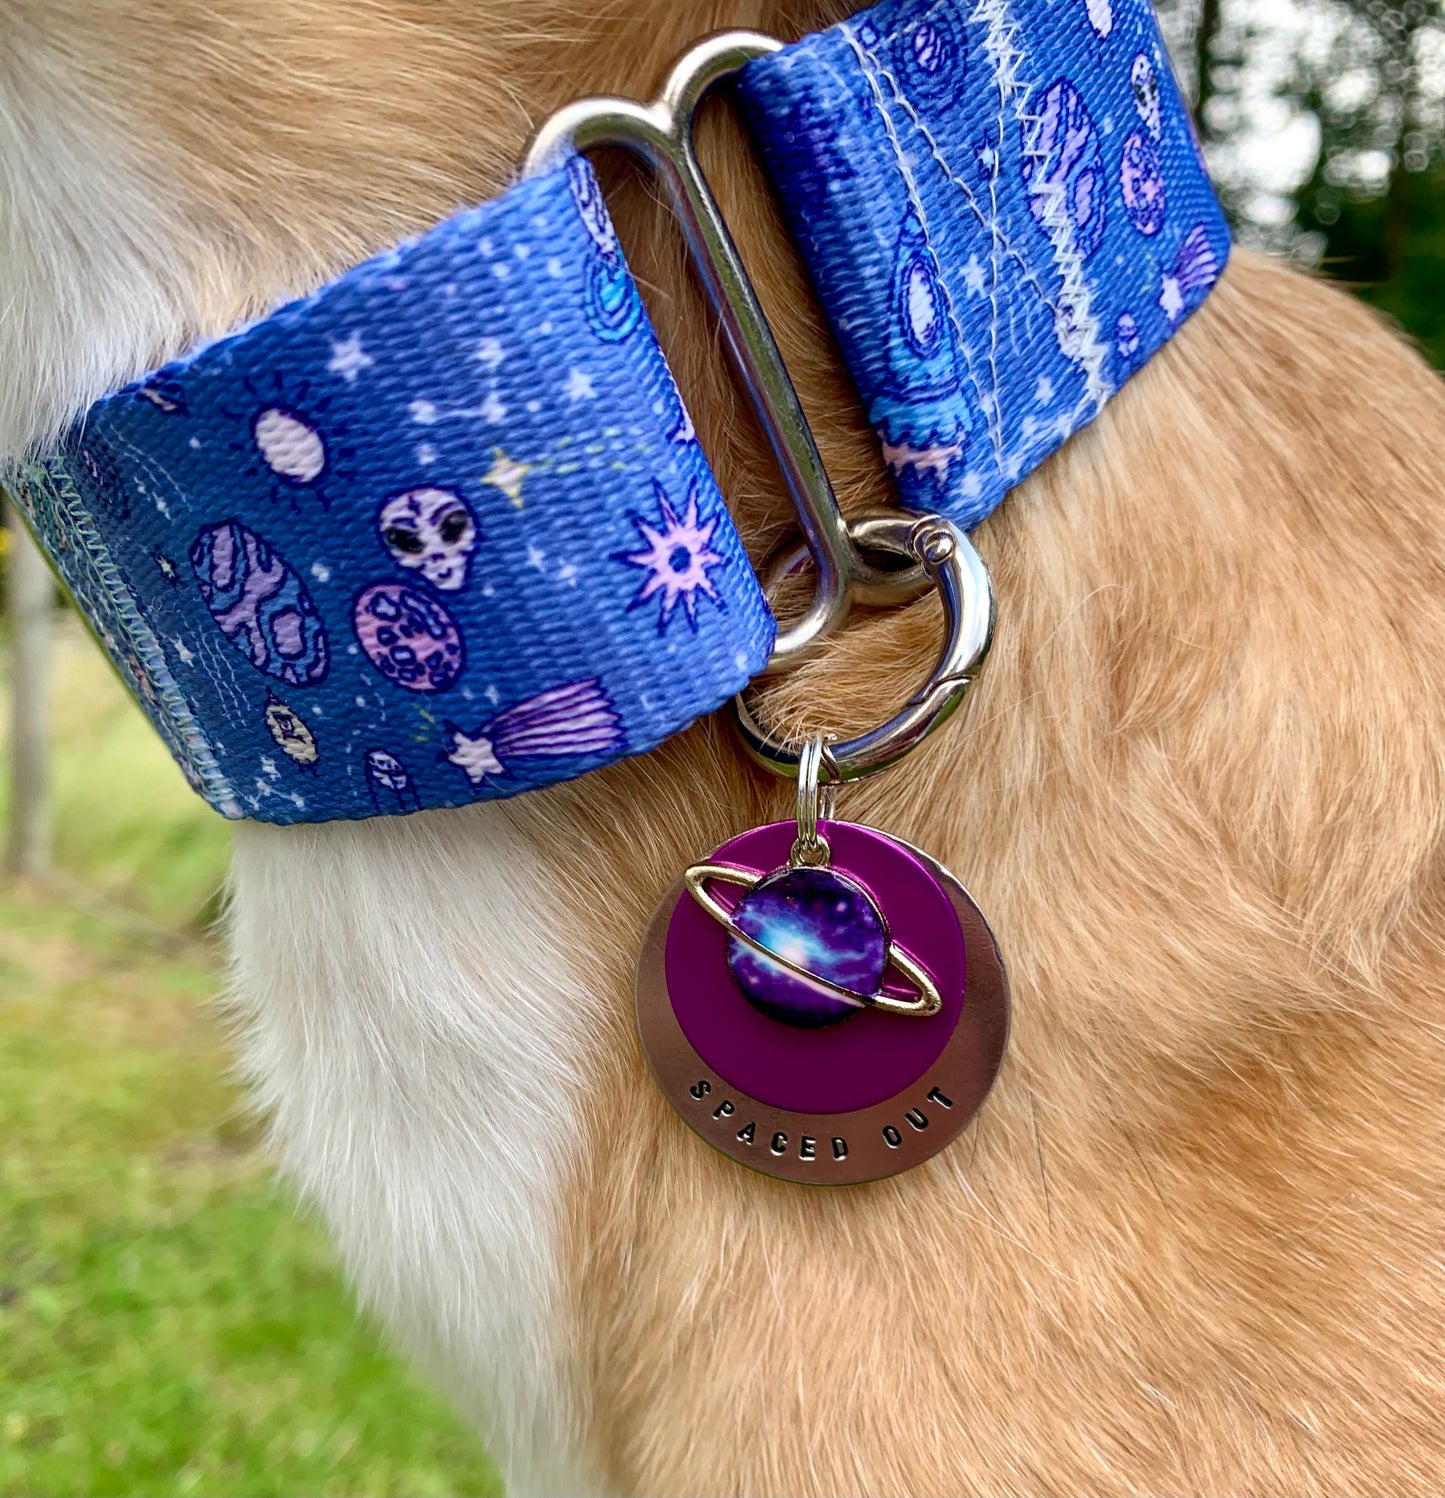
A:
[[0, 623, 232, 930], [0, 618, 501, 1496]]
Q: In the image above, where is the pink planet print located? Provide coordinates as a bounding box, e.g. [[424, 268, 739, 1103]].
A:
[[1120, 131, 1166, 237], [353, 581, 465, 693]]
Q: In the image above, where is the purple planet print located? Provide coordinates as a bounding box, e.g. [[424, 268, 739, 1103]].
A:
[[1022, 78, 1105, 259], [726, 866, 887, 1029], [190, 519, 329, 686], [353, 581, 465, 693], [1120, 131, 1166, 236]]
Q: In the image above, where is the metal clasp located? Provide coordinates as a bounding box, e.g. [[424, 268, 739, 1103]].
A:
[[524, 31, 925, 672], [525, 31, 995, 780], [736, 510, 995, 781]]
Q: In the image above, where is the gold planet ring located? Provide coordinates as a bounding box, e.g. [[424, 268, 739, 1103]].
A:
[[684, 861, 942, 1019]]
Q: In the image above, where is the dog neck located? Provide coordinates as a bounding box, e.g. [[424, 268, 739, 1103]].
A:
[[11, 0, 1224, 832], [7, 4, 1445, 1495]]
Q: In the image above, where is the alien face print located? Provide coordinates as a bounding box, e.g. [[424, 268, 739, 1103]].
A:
[[1130, 53, 1162, 141], [377, 487, 479, 591], [20, 135, 785, 828]]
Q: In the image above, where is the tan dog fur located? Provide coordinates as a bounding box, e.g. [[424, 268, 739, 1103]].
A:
[[5, 1, 1445, 1492]]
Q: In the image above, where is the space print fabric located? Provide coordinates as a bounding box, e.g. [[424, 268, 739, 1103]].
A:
[[15, 161, 775, 824], [11, 0, 1228, 826], [741, 0, 1230, 528]]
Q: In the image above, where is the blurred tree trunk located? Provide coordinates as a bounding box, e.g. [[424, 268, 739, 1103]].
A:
[[1379, 2, 1426, 284], [5, 503, 52, 876], [1192, 0, 1222, 138]]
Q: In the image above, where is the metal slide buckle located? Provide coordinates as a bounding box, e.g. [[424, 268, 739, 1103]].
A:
[[524, 31, 994, 775]]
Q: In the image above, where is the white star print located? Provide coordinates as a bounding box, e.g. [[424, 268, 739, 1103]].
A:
[[564, 369, 596, 402], [961, 255, 987, 297], [480, 393, 507, 424], [328, 332, 374, 383], [447, 729, 504, 785], [526, 544, 546, 570], [1159, 275, 1185, 323], [1035, 375, 1054, 404], [173, 638, 195, 665], [557, 562, 579, 586], [476, 337, 505, 368]]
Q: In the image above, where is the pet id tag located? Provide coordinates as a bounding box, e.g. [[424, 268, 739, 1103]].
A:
[[635, 737, 1010, 1184]]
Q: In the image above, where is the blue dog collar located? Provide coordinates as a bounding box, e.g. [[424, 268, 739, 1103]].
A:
[[12, 0, 1227, 825]]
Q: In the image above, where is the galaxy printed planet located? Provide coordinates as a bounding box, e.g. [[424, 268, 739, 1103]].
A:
[[190, 520, 330, 686], [353, 581, 465, 693], [1022, 78, 1105, 259], [1120, 132, 1166, 236], [725, 866, 889, 1028], [568, 156, 643, 343], [895, 10, 963, 94]]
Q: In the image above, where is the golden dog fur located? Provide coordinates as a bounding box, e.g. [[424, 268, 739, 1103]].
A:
[[9, 0, 1445, 1491]]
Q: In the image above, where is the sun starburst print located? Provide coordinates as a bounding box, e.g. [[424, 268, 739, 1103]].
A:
[[614, 480, 728, 633]]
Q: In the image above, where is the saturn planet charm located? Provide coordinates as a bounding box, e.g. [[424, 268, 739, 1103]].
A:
[[635, 738, 1010, 1185], [687, 856, 940, 1026]]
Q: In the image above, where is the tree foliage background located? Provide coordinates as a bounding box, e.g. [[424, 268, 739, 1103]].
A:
[[1158, 0, 1445, 366]]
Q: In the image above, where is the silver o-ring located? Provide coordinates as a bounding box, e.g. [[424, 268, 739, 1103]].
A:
[[734, 511, 995, 782]]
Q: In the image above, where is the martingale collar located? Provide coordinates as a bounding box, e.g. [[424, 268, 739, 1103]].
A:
[[13, 0, 1227, 826]]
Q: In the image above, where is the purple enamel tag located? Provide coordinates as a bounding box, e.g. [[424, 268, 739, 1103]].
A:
[[634, 820, 1009, 1185]]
